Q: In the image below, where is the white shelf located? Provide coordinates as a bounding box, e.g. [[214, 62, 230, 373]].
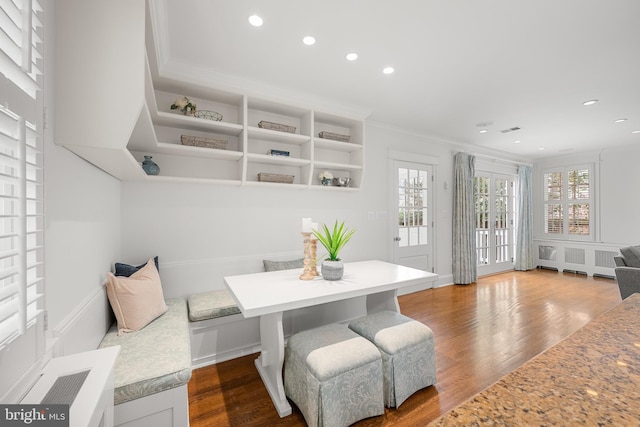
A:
[[154, 111, 243, 137], [314, 161, 364, 171], [142, 175, 243, 186], [245, 181, 307, 190], [247, 126, 310, 145], [68, 51, 365, 189], [315, 138, 363, 152], [156, 142, 243, 160], [247, 153, 311, 166]]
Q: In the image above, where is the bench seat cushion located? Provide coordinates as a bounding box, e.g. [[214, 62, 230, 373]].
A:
[[188, 289, 240, 321], [99, 298, 192, 404]]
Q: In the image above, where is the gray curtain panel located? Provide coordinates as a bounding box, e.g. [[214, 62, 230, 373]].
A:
[[515, 165, 535, 270], [452, 152, 477, 284]]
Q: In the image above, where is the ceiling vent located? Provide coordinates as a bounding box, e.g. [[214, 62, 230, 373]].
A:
[[500, 126, 521, 133]]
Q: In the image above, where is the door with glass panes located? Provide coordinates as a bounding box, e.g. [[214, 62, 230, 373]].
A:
[[475, 173, 516, 275], [392, 161, 434, 272]]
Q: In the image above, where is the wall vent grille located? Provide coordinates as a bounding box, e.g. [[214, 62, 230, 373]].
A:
[[500, 126, 521, 133], [564, 247, 585, 265], [538, 245, 557, 261], [41, 370, 90, 406], [595, 250, 617, 268]]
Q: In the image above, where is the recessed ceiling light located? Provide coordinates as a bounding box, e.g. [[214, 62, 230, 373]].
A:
[[248, 15, 263, 27], [583, 99, 598, 106], [614, 118, 627, 123], [383, 67, 395, 74], [514, 140, 521, 144], [303, 36, 316, 46], [633, 130, 640, 134], [538, 147, 545, 150], [346, 53, 358, 61], [479, 129, 488, 134]]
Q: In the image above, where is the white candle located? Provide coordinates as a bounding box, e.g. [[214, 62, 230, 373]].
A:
[[302, 218, 312, 233]]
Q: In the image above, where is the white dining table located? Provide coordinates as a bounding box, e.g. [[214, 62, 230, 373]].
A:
[[224, 259, 438, 417]]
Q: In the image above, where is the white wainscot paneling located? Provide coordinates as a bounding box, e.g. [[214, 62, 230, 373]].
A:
[[534, 239, 621, 278]]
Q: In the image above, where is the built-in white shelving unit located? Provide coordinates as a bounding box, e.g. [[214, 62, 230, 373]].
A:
[[58, 16, 365, 190]]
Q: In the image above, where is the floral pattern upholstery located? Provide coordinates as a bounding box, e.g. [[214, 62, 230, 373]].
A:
[[284, 323, 384, 427], [349, 310, 436, 408], [99, 298, 192, 404], [187, 289, 240, 321]]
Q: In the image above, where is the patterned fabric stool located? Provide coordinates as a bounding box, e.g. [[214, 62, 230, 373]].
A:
[[349, 310, 436, 408], [284, 323, 384, 427]]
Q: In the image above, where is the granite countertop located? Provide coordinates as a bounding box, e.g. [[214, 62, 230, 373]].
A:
[[429, 293, 640, 426]]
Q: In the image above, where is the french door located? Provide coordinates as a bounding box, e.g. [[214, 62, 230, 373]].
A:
[[392, 160, 434, 272], [475, 173, 516, 275]]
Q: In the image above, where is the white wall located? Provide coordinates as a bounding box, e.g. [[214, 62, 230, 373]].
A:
[[533, 146, 640, 246], [599, 146, 640, 245], [46, 0, 123, 335], [120, 122, 458, 300], [44, 146, 121, 331]]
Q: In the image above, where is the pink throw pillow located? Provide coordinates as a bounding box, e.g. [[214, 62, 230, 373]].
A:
[[106, 258, 168, 335]]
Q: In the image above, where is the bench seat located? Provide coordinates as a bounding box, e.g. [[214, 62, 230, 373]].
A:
[[99, 298, 192, 405]]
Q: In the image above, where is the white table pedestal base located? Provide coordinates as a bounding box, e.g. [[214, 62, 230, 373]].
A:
[[255, 311, 292, 417]]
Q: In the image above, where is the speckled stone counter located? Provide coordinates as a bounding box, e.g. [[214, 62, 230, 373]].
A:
[[429, 294, 640, 426]]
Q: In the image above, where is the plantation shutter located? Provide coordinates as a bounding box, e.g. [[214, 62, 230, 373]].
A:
[[0, 0, 44, 347]]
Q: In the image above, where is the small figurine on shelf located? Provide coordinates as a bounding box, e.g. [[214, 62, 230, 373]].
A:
[[170, 96, 196, 115], [318, 170, 333, 186]]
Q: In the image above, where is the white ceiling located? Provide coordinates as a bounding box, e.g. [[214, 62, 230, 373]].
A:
[[149, 0, 640, 160]]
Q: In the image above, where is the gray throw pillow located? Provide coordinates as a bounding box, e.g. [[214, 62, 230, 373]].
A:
[[620, 246, 640, 268], [263, 258, 304, 272]]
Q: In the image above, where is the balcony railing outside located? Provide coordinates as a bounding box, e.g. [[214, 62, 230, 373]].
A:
[[476, 227, 512, 265]]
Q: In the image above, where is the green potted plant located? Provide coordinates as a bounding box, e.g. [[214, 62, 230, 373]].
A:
[[313, 220, 356, 280]]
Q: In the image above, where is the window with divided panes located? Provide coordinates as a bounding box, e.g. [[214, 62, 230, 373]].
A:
[[543, 166, 592, 239]]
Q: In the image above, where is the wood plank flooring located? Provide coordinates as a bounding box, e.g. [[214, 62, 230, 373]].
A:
[[187, 269, 621, 426]]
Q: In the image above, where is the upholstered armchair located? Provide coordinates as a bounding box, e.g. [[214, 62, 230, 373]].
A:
[[614, 246, 640, 300]]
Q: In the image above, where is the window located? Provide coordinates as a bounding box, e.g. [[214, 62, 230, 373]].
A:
[[0, 0, 45, 347], [543, 166, 592, 240]]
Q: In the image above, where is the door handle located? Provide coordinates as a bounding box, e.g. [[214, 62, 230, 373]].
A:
[[393, 236, 402, 242]]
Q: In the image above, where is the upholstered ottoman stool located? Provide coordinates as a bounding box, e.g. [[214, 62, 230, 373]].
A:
[[349, 310, 436, 408], [284, 323, 384, 427]]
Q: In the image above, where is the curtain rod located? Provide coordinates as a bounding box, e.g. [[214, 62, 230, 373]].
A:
[[457, 151, 533, 167]]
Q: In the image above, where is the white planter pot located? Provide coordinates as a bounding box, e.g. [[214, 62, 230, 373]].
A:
[[321, 260, 344, 281]]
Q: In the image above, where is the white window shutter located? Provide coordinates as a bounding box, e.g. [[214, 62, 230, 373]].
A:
[[0, 0, 44, 348]]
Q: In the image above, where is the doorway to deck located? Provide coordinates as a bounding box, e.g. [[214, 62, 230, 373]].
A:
[[392, 160, 434, 273]]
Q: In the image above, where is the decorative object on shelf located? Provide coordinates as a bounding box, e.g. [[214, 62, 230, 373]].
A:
[[170, 96, 196, 115], [194, 110, 223, 121], [257, 173, 295, 184], [313, 220, 356, 281], [141, 156, 160, 175], [318, 131, 351, 142], [318, 170, 333, 185], [258, 120, 296, 134], [299, 218, 318, 280], [180, 134, 228, 150], [267, 149, 290, 157], [332, 177, 351, 187]]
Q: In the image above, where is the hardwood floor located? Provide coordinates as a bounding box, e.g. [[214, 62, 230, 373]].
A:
[[187, 269, 621, 426]]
